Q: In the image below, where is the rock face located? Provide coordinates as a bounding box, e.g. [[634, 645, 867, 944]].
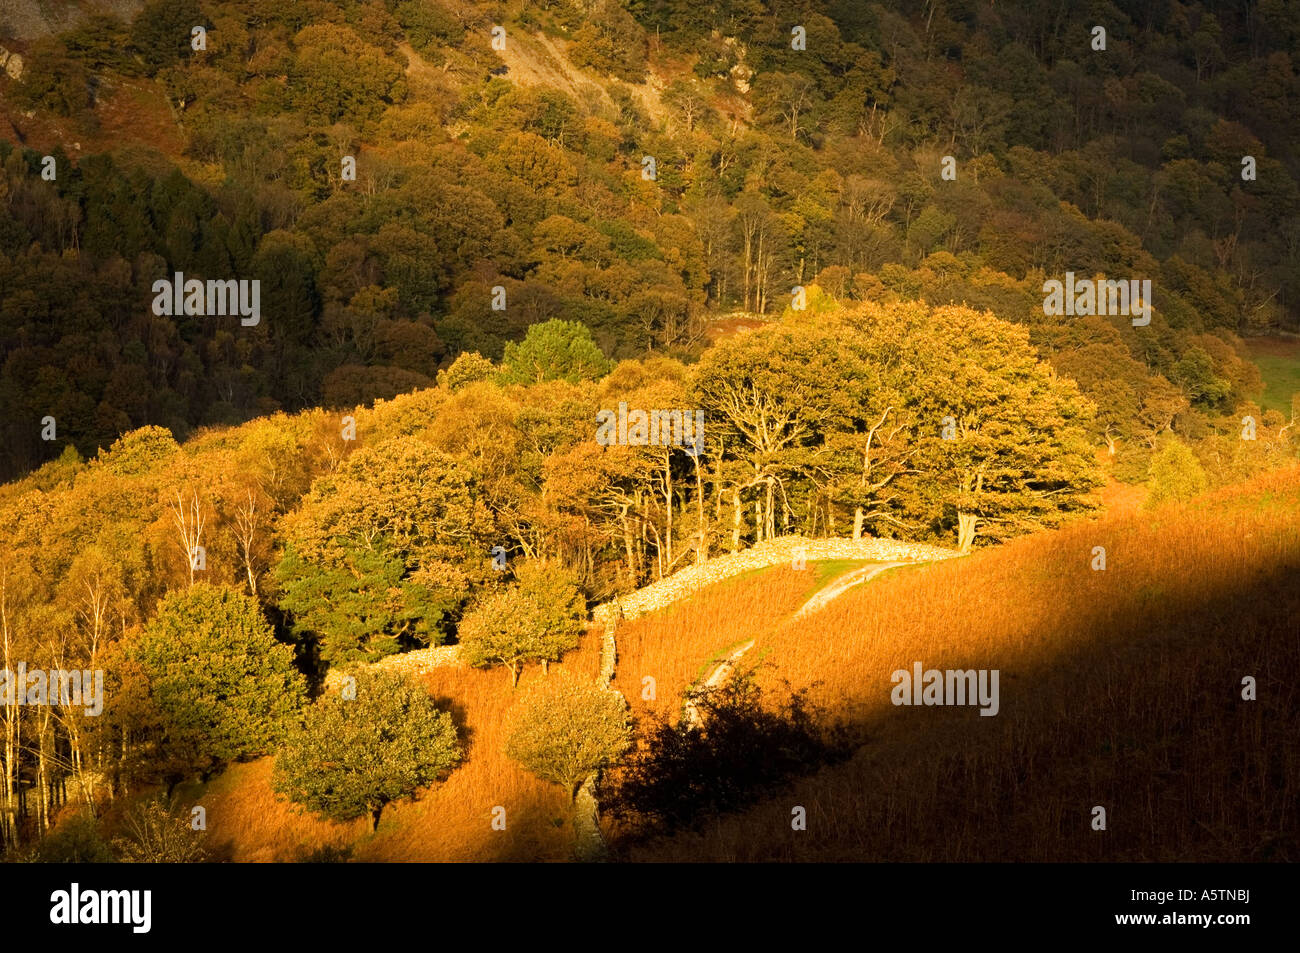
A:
[[0, 47, 22, 81], [0, 1, 143, 43]]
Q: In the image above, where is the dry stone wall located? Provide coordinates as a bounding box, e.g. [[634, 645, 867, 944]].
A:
[[593, 535, 957, 625], [323, 536, 957, 691]]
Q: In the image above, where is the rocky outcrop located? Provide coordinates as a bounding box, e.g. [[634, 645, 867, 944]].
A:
[[1, 2, 143, 43], [0, 47, 24, 81]]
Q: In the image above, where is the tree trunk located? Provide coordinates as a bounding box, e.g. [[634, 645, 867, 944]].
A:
[[731, 488, 742, 553], [853, 506, 865, 540], [371, 805, 383, 832], [694, 456, 707, 564], [957, 512, 979, 553], [663, 451, 673, 569]]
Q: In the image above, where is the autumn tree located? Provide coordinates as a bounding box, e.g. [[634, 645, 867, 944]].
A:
[[273, 669, 462, 831], [505, 670, 631, 800], [275, 438, 487, 665], [458, 560, 587, 686], [861, 303, 1103, 551]]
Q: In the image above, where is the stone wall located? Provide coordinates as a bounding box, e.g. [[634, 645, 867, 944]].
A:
[[593, 535, 957, 625], [323, 535, 957, 691]]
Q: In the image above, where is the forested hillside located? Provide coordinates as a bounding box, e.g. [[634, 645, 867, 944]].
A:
[[1, 0, 1298, 868], [1, 0, 1298, 481]]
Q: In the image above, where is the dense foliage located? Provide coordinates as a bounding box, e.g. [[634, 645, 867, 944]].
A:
[[2, 0, 1300, 860], [0, 0, 1297, 483]]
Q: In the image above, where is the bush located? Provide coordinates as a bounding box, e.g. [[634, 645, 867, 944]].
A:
[[1146, 439, 1209, 506], [505, 670, 631, 800], [608, 672, 851, 835], [112, 800, 208, 862]]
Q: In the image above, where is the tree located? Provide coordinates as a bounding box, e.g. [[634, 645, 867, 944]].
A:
[[860, 303, 1103, 551], [663, 79, 714, 133], [128, 0, 203, 74], [504, 670, 631, 800], [437, 352, 497, 392], [275, 438, 486, 664], [1146, 439, 1208, 506], [500, 319, 611, 385], [289, 25, 407, 125], [124, 584, 307, 783], [607, 672, 845, 835], [273, 669, 462, 831], [752, 72, 822, 142], [458, 560, 587, 686], [568, 0, 649, 82]]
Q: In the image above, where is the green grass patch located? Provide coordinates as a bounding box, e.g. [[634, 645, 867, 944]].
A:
[[1246, 338, 1300, 415], [808, 558, 874, 586]]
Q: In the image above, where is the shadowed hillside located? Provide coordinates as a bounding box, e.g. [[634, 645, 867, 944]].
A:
[[618, 465, 1300, 861]]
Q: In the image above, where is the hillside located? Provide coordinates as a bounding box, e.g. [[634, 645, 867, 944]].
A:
[[126, 462, 1297, 863], [2, 0, 1300, 485], [1, 0, 1298, 873], [620, 465, 1300, 862], [0, 1, 142, 43]]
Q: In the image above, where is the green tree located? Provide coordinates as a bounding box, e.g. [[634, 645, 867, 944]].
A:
[[1146, 439, 1208, 506], [273, 669, 462, 831], [500, 319, 610, 385], [505, 670, 631, 800], [127, 0, 202, 74], [458, 560, 587, 686], [124, 583, 306, 782]]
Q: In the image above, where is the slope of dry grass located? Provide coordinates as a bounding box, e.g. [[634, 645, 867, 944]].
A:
[[621, 465, 1300, 862], [195, 627, 606, 862]]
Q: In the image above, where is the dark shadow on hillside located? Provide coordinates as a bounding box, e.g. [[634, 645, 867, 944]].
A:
[[609, 553, 1300, 862]]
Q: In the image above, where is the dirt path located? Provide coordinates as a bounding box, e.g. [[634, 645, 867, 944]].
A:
[[793, 562, 908, 619], [683, 639, 755, 728], [681, 563, 917, 726]]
